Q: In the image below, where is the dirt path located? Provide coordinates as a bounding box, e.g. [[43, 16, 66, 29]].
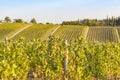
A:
[[50, 26, 61, 36], [8, 24, 32, 39], [84, 27, 89, 39]]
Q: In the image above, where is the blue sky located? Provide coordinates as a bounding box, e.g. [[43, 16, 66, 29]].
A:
[[0, 0, 120, 23]]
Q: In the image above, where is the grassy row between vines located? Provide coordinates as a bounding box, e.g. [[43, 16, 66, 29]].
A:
[[0, 36, 120, 80]]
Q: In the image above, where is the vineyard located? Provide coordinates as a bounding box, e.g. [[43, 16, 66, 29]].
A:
[[0, 24, 120, 79], [12, 24, 57, 40], [1, 23, 120, 42], [53, 26, 120, 43], [86, 27, 119, 42], [0, 37, 120, 80], [53, 25, 89, 42], [0, 23, 28, 41]]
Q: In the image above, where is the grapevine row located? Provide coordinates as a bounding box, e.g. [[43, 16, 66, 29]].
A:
[[0, 36, 120, 80], [53, 25, 88, 43], [86, 27, 119, 42]]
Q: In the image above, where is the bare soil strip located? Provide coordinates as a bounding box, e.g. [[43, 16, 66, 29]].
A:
[[50, 26, 61, 35], [84, 27, 89, 39]]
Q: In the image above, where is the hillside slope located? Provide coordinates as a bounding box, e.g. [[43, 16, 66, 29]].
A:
[[0, 23, 29, 41], [12, 24, 58, 40]]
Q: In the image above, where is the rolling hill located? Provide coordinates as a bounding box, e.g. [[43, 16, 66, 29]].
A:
[[0, 23, 120, 42]]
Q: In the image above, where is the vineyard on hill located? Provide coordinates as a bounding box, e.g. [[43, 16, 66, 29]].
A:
[[0, 23, 28, 41], [86, 27, 119, 42], [53, 25, 120, 43], [53, 25, 89, 42], [0, 24, 120, 79], [12, 24, 58, 40], [0, 24, 120, 42]]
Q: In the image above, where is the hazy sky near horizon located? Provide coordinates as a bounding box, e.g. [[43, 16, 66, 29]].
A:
[[0, 0, 120, 23]]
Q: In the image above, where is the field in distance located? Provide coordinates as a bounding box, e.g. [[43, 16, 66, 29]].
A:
[[54, 25, 120, 42], [12, 24, 58, 40], [0, 23, 29, 41], [0, 23, 120, 42]]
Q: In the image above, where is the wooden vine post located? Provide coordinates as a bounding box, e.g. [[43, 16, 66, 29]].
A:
[[4, 37, 8, 46], [63, 40, 68, 80], [4, 37, 8, 48], [4, 37, 8, 54]]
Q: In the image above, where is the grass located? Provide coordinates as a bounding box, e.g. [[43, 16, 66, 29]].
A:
[[12, 24, 58, 40], [0, 23, 28, 41]]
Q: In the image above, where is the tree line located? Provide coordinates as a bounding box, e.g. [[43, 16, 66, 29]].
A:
[[62, 16, 120, 26], [0, 16, 55, 24], [0, 16, 37, 24]]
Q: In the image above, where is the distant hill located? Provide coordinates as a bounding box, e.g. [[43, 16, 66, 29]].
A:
[[0, 23, 120, 42]]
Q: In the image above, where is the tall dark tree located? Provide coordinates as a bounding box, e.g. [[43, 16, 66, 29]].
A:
[[31, 18, 37, 24], [116, 17, 120, 26], [5, 16, 11, 22]]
